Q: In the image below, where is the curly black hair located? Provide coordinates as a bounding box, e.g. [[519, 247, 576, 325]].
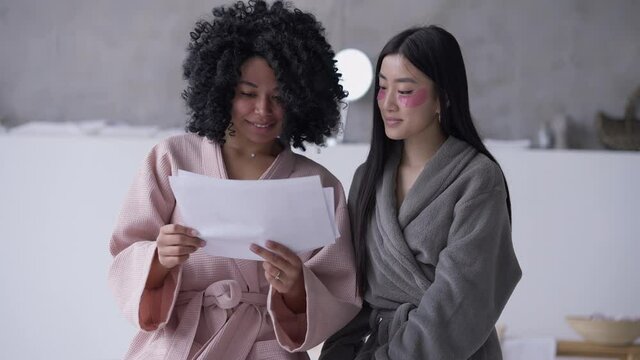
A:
[[182, 0, 346, 149]]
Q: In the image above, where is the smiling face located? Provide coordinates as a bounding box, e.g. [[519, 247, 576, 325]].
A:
[[229, 57, 284, 146], [377, 54, 441, 142]]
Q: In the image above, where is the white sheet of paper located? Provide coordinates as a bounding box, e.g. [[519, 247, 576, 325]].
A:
[[169, 170, 338, 260]]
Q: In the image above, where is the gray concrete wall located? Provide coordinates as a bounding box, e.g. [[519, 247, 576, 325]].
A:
[[1, 0, 639, 147]]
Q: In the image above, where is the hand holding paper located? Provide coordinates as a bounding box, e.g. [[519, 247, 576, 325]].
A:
[[168, 170, 339, 260]]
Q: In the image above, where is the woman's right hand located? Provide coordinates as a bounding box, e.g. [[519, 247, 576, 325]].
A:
[[156, 224, 204, 269]]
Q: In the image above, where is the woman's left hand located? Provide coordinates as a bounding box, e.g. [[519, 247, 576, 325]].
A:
[[250, 240, 306, 313]]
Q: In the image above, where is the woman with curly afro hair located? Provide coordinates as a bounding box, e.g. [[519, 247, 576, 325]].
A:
[[108, 1, 361, 359]]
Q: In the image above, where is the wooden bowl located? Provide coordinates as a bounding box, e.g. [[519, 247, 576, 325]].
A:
[[566, 316, 640, 346]]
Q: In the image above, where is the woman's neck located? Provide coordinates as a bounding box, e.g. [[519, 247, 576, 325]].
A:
[[401, 125, 447, 169], [223, 135, 282, 159], [221, 136, 284, 180]]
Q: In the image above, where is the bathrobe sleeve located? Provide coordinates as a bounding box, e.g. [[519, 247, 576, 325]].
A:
[[382, 186, 522, 359], [268, 175, 362, 352], [108, 143, 182, 331]]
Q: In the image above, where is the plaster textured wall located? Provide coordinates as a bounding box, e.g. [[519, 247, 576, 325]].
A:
[[1, 0, 639, 147]]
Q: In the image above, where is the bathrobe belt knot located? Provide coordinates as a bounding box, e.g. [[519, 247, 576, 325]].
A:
[[167, 280, 268, 360]]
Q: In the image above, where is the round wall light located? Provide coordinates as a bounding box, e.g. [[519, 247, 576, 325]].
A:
[[334, 48, 373, 102]]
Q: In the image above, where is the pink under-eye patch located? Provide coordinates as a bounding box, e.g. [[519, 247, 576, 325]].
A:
[[376, 88, 387, 101], [398, 88, 428, 108]]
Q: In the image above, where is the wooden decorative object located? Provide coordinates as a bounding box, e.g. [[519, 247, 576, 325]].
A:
[[597, 86, 640, 150]]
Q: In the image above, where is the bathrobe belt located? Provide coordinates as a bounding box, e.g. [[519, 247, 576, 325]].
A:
[[367, 303, 416, 348], [166, 279, 267, 360]]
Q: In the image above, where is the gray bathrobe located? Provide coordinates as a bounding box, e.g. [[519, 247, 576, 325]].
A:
[[321, 136, 521, 360]]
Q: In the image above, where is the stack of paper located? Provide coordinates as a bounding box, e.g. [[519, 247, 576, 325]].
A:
[[169, 170, 339, 260]]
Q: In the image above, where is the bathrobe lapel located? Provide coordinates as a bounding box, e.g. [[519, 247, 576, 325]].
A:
[[200, 138, 296, 293], [371, 137, 478, 301]]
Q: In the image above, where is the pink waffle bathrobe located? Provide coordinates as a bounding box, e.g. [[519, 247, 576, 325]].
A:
[[108, 133, 361, 360]]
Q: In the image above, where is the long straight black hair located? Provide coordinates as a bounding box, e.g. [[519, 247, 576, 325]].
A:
[[352, 26, 512, 295]]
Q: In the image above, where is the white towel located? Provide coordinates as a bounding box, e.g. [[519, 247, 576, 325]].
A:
[[501, 337, 556, 360], [98, 123, 159, 137], [483, 138, 532, 150], [8, 121, 83, 136]]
